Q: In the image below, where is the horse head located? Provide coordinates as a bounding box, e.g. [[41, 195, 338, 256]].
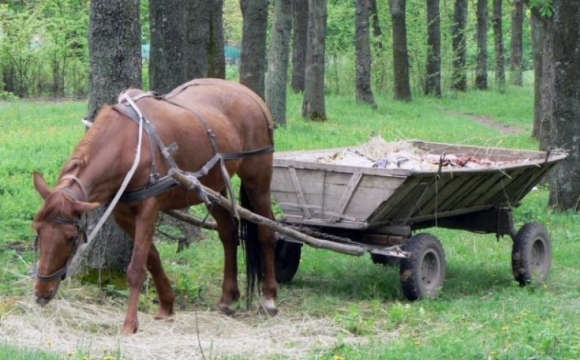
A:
[[32, 172, 99, 306]]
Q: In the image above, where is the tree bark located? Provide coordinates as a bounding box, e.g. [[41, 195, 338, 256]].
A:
[[185, 0, 210, 80], [389, 0, 411, 101], [302, 0, 327, 120], [369, 0, 382, 38], [548, 0, 580, 210], [492, 0, 505, 89], [451, 0, 468, 91], [208, 0, 226, 79], [291, 0, 308, 93], [425, 0, 441, 97], [73, 0, 141, 281], [530, 13, 544, 140], [539, 20, 554, 152], [150, 0, 188, 94], [239, 0, 268, 99], [510, 0, 524, 86], [266, 0, 292, 127], [475, 0, 488, 90], [355, 0, 377, 108]]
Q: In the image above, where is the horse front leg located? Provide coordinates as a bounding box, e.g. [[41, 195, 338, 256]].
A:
[[209, 199, 240, 315], [147, 243, 175, 320], [114, 200, 160, 335]]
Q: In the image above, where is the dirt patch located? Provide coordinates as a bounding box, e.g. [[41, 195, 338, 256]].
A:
[[0, 297, 377, 359], [445, 109, 526, 136]]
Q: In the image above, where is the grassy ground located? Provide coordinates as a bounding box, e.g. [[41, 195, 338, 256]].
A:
[[3, 81, 580, 359]]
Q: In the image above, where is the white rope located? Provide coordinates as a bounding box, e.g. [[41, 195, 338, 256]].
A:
[[86, 94, 144, 243], [81, 118, 93, 128]]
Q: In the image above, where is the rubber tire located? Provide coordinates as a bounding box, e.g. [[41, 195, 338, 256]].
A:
[[274, 239, 302, 284], [370, 253, 400, 266], [399, 233, 446, 301], [512, 222, 552, 286]]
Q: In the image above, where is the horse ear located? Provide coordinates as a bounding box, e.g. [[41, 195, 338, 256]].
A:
[[72, 201, 101, 214], [33, 172, 51, 200]]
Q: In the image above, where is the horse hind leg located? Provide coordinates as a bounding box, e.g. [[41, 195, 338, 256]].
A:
[[210, 196, 241, 315], [239, 181, 278, 316]]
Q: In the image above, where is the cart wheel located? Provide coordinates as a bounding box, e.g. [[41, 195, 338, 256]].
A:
[[399, 233, 446, 301], [274, 238, 302, 284], [370, 253, 400, 266], [512, 222, 551, 286]]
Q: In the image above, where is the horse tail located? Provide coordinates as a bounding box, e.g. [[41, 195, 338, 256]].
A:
[[239, 183, 263, 308]]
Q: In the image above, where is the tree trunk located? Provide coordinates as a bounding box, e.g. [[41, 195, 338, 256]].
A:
[[389, 0, 411, 101], [510, 0, 524, 86], [451, 0, 467, 91], [492, 0, 505, 89], [208, 0, 226, 79], [72, 0, 141, 281], [369, 0, 383, 49], [239, 0, 268, 99], [531, 13, 544, 140], [291, 0, 308, 93], [425, 0, 441, 97], [355, 0, 377, 108], [185, 0, 210, 80], [475, 0, 488, 90], [302, 0, 327, 120], [266, 0, 292, 127], [548, 0, 580, 210], [539, 20, 554, 152], [370, 0, 382, 37], [150, 0, 188, 94]]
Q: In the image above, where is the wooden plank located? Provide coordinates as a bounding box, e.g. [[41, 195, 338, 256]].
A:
[[288, 167, 312, 219], [474, 167, 528, 206], [365, 175, 428, 225], [448, 172, 504, 209], [436, 172, 489, 211], [330, 172, 363, 223]]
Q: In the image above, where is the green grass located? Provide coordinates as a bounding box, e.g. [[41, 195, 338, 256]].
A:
[[3, 81, 580, 359]]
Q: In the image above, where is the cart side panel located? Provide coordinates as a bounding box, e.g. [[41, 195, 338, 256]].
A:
[[272, 164, 405, 227]]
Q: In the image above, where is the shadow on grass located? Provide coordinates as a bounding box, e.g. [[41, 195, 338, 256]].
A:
[[277, 251, 522, 304]]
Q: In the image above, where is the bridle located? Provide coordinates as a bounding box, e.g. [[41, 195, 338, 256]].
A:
[[33, 175, 89, 283]]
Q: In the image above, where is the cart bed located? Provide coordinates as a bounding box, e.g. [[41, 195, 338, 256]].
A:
[[271, 141, 566, 234]]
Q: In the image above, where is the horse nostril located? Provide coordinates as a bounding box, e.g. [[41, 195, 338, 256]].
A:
[[35, 290, 55, 307]]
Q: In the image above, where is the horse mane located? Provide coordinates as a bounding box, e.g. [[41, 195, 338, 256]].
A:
[[59, 106, 116, 179]]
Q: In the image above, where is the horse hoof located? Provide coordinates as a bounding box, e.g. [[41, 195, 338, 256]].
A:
[[258, 300, 278, 317], [121, 326, 138, 336], [154, 310, 175, 321], [213, 304, 235, 316]]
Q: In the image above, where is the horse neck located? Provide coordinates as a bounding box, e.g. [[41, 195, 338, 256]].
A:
[[68, 108, 141, 203]]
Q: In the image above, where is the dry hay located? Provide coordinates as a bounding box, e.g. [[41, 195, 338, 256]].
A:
[[316, 135, 525, 170], [0, 295, 371, 359]]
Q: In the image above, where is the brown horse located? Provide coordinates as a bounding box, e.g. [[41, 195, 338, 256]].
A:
[[32, 78, 278, 334]]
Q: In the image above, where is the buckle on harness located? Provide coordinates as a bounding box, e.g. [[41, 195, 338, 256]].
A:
[[163, 143, 179, 159]]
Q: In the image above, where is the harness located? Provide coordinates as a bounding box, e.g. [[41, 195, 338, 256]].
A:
[[33, 82, 274, 282], [117, 83, 274, 203]]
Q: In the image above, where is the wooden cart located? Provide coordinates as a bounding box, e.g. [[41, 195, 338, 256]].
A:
[[270, 141, 567, 300]]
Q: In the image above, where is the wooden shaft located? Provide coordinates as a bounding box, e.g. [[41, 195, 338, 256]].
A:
[[163, 209, 218, 231], [169, 169, 366, 256]]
